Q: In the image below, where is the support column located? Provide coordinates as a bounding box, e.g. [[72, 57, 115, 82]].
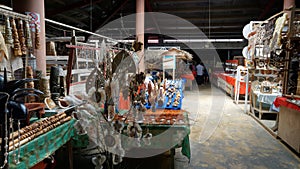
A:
[[282, 0, 296, 94], [283, 0, 295, 16], [13, 0, 47, 76], [136, 0, 145, 72]]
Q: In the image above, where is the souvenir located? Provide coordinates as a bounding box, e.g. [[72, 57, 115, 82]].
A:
[[5, 17, 13, 45], [0, 32, 9, 61], [24, 20, 32, 49], [10, 18, 22, 56], [18, 19, 27, 55], [35, 22, 40, 49]]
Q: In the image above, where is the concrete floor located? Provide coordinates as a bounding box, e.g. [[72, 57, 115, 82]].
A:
[[175, 85, 300, 169]]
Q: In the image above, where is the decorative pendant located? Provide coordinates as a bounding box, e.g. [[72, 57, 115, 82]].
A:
[[24, 20, 33, 49], [11, 18, 22, 56], [5, 17, 13, 45], [18, 19, 27, 55], [35, 22, 40, 49], [0, 92, 10, 168], [142, 128, 152, 146]]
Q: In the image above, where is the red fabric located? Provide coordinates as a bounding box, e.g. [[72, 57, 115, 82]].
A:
[[215, 73, 250, 95], [274, 97, 300, 112], [119, 93, 130, 110], [181, 74, 195, 80], [192, 71, 197, 77], [226, 60, 239, 64]]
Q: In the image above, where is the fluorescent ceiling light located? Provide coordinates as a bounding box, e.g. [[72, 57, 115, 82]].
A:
[[163, 39, 244, 43], [117, 40, 135, 43], [148, 39, 159, 44]]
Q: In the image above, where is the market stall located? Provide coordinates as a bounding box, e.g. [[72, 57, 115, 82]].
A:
[[66, 45, 192, 169], [211, 59, 250, 100], [8, 116, 75, 169], [273, 96, 300, 153], [243, 8, 300, 142], [213, 72, 250, 98], [0, 7, 79, 169]]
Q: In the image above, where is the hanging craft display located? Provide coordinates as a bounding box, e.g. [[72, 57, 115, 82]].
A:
[[24, 20, 33, 50], [5, 17, 13, 45], [0, 32, 9, 61], [269, 13, 288, 51], [35, 22, 40, 49], [0, 92, 10, 168], [18, 19, 27, 55], [11, 18, 22, 57]]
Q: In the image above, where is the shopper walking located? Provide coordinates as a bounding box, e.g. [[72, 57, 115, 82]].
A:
[[203, 66, 209, 85], [196, 62, 204, 85]]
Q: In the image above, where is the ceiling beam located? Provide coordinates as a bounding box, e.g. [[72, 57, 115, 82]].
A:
[[56, 14, 88, 27], [46, 0, 104, 17], [99, 25, 243, 32], [152, 0, 207, 1], [156, 6, 260, 13], [153, 15, 252, 22], [146, 0, 161, 34], [94, 0, 130, 30], [52, 0, 66, 5], [106, 34, 243, 39], [178, 42, 247, 50], [258, 0, 275, 20]]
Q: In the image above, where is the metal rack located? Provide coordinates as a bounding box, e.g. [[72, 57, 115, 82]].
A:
[[0, 7, 31, 21]]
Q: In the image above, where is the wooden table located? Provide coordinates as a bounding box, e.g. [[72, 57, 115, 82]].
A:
[[250, 90, 281, 119], [274, 97, 300, 153], [8, 119, 75, 169]]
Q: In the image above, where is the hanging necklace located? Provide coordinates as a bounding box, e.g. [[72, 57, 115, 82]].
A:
[[24, 20, 32, 50], [9, 117, 16, 163], [5, 16, 13, 45], [16, 120, 21, 164], [0, 93, 9, 169]]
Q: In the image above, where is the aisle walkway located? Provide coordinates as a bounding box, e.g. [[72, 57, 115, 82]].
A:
[[177, 85, 300, 169]]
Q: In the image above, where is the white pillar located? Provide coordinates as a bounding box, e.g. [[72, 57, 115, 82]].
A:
[[136, 0, 145, 72]]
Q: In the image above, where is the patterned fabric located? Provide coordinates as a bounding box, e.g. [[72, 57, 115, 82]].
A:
[[8, 119, 75, 169], [254, 91, 281, 105]]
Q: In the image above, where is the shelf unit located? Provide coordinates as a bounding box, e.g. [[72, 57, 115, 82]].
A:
[[46, 40, 98, 83]]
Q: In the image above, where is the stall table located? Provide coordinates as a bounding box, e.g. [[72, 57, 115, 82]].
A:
[[274, 97, 300, 153], [250, 90, 281, 119], [72, 109, 191, 169], [213, 73, 250, 97], [119, 109, 191, 160], [8, 119, 75, 169]]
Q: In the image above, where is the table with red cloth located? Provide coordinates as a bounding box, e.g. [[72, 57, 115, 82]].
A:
[[212, 72, 250, 95], [181, 74, 194, 90], [273, 97, 300, 112], [273, 97, 300, 153]]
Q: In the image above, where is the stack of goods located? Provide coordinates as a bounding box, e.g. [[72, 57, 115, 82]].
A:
[[114, 110, 186, 125], [144, 80, 183, 110], [6, 112, 71, 151]]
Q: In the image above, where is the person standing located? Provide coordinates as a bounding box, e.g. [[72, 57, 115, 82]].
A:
[[203, 65, 209, 84], [196, 62, 204, 85]]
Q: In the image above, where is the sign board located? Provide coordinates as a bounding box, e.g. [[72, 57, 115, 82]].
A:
[[25, 12, 40, 32], [163, 55, 176, 69]]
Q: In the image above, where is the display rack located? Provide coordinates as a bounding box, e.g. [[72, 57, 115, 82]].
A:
[[234, 66, 249, 113], [224, 59, 238, 74], [245, 8, 300, 145]]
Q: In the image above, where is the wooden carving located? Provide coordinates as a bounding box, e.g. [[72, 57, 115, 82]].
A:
[[11, 18, 22, 56], [18, 19, 27, 55]]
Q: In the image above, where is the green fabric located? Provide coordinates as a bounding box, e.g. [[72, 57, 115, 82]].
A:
[[71, 133, 89, 148], [181, 135, 191, 160], [72, 112, 191, 160], [126, 123, 191, 159], [8, 119, 75, 169]]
